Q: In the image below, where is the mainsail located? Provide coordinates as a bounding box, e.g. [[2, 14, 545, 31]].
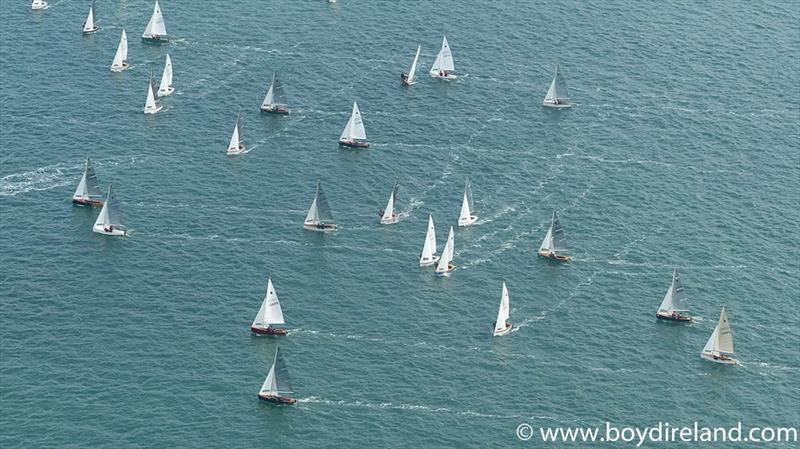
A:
[[544, 64, 570, 104], [261, 346, 294, 396], [252, 278, 285, 328], [144, 71, 159, 112], [94, 185, 122, 228], [82, 1, 97, 32], [459, 177, 474, 222], [340, 101, 367, 141], [430, 36, 455, 75], [111, 29, 128, 70], [702, 307, 735, 356], [407, 45, 421, 84], [658, 268, 690, 314], [227, 114, 242, 152], [142, 0, 167, 39], [262, 72, 287, 109], [420, 214, 438, 265], [435, 226, 455, 274], [494, 282, 511, 335], [381, 179, 399, 222], [157, 54, 173, 96], [73, 157, 102, 201], [305, 182, 334, 225]]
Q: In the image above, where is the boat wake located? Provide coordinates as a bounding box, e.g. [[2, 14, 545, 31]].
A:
[[297, 396, 516, 419], [1, 162, 80, 197]]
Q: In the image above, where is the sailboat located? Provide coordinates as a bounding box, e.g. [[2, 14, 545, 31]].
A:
[[72, 157, 104, 207], [226, 113, 246, 155], [419, 214, 440, 267], [251, 278, 287, 336], [157, 54, 174, 96], [457, 177, 478, 226], [92, 185, 127, 236], [379, 179, 400, 225], [110, 29, 130, 72], [700, 307, 738, 365], [143, 71, 162, 114], [538, 210, 571, 262], [543, 64, 572, 108], [430, 36, 456, 80], [304, 181, 337, 231], [258, 346, 296, 404], [82, 1, 101, 34], [31, 0, 49, 10], [260, 72, 289, 114], [434, 226, 456, 276], [656, 268, 692, 322], [493, 282, 513, 336], [401, 45, 421, 86], [339, 101, 370, 148], [141, 0, 168, 43]]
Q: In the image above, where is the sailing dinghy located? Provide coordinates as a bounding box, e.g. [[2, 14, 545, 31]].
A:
[[434, 226, 456, 276], [72, 157, 104, 207], [304, 181, 337, 232], [258, 346, 296, 404], [226, 113, 246, 155], [143, 71, 162, 114], [379, 179, 400, 224], [543, 64, 571, 108], [457, 177, 478, 226], [157, 54, 174, 96], [82, 1, 101, 34], [110, 29, 130, 72], [261, 72, 289, 114], [700, 307, 738, 365], [141, 0, 168, 43], [401, 45, 421, 86], [493, 282, 513, 336], [31, 0, 49, 10], [430, 36, 456, 80], [251, 278, 287, 336], [339, 101, 370, 148], [419, 215, 440, 267], [538, 210, 571, 261], [656, 268, 692, 322], [92, 185, 127, 236]]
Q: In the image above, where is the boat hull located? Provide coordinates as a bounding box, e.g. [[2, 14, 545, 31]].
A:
[[543, 101, 572, 108], [493, 323, 513, 336], [92, 224, 127, 236], [72, 198, 104, 208], [110, 63, 131, 73], [538, 251, 571, 262], [32, 3, 49, 10], [380, 213, 399, 225], [419, 256, 440, 267], [83, 27, 101, 34], [430, 72, 457, 80], [142, 36, 169, 44], [700, 353, 737, 365], [158, 87, 174, 97], [339, 140, 370, 149], [656, 312, 692, 322], [434, 264, 455, 276], [144, 104, 163, 115], [304, 223, 337, 232], [258, 393, 297, 405], [458, 215, 478, 227], [251, 326, 288, 336], [227, 144, 246, 155], [261, 106, 290, 115]]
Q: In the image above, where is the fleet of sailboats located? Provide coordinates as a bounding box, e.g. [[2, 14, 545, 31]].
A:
[[419, 215, 440, 267], [143, 71, 163, 114], [701, 307, 737, 365], [434, 226, 456, 276], [31, 0, 49, 11], [142, 0, 168, 43], [258, 346, 296, 404], [92, 185, 127, 236], [401, 45, 421, 86], [304, 181, 337, 231], [430, 36, 456, 80], [82, 1, 101, 34], [379, 179, 400, 224], [656, 268, 692, 322], [72, 157, 104, 207], [157, 54, 174, 96], [251, 278, 287, 336], [457, 177, 478, 226], [261, 72, 289, 114], [493, 282, 512, 336], [226, 113, 246, 155], [110, 30, 130, 72], [543, 64, 571, 108], [538, 211, 571, 262], [339, 101, 369, 148]]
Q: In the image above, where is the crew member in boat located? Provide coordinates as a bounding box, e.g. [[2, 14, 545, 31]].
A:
[[401, 73, 408, 83], [104, 225, 114, 233]]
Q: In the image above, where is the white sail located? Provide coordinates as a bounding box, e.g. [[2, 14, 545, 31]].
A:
[[227, 114, 242, 153], [142, 0, 167, 39], [407, 45, 421, 84], [260, 362, 278, 395], [260, 346, 293, 395], [543, 64, 570, 106], [658, 268, 690, 314], [110, 30, 128, 71], [703, 307, 735, 356], [82, 2, 96, 32], [435, 226, 455, 274], [252, 278, 284, 328], [340, 101, 367, 141], [73, 157, 102, 201], [262, 74, 275, 108], [493, 282, 511, 336], [93, 185, 122, 228], [702, 325, 718, 354], [381, 190, 395, 222], [143, 72, 161, 114], [304, 182, 334, 226], [157, 54, 173, 96], [430, 36, 455, 75], [419, 214, 438, 265], [458, 178, 475, 224], [305, 195, 319, 225], [539, 223, 553, 253]]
